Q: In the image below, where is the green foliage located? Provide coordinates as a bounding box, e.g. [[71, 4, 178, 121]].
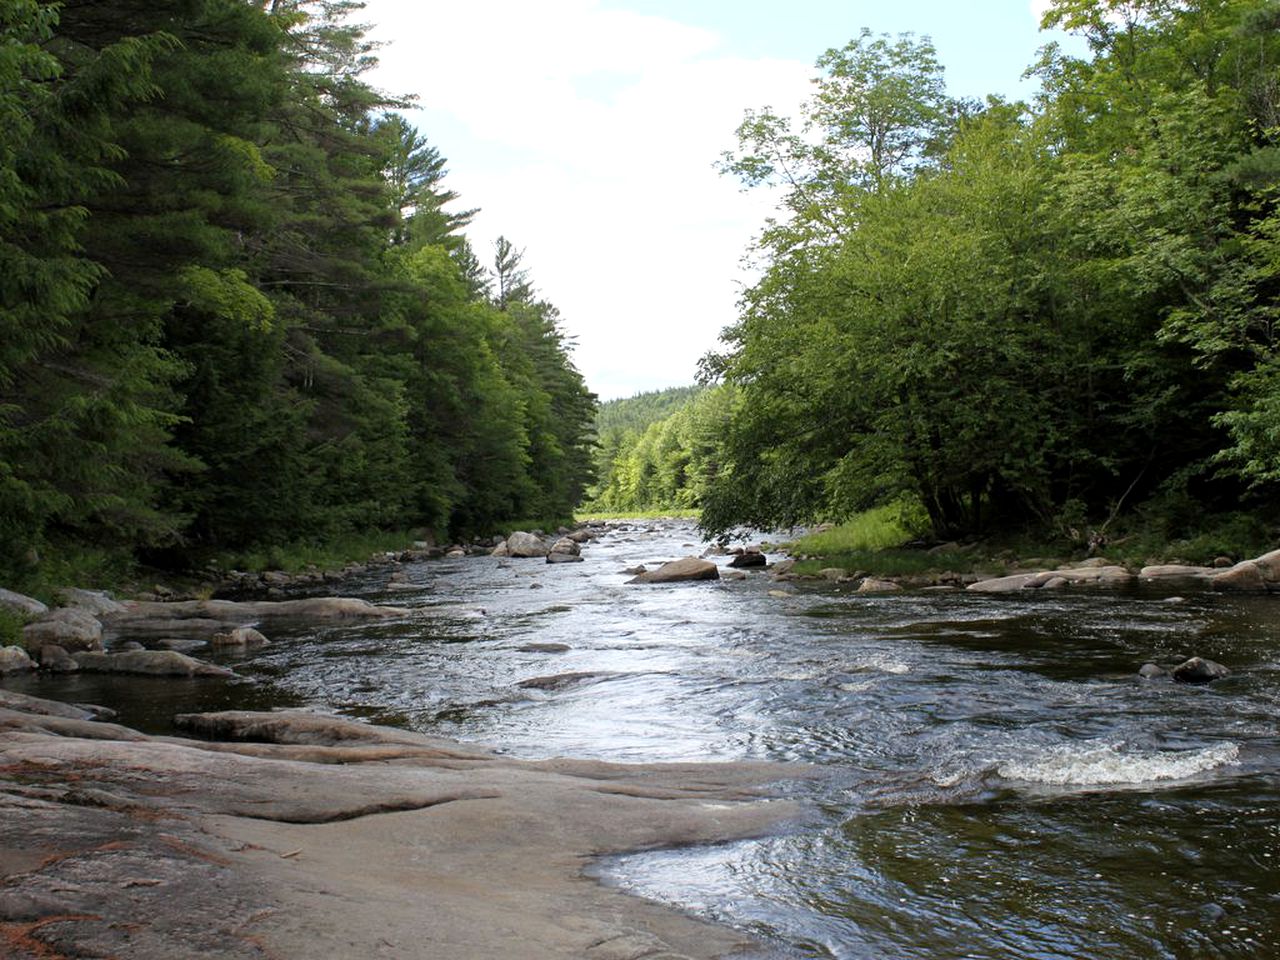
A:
[[586, 386, 734, 513], [0, 0, 597, 584], [702, 3, 1280, 545], [788, 502, 930, 557]]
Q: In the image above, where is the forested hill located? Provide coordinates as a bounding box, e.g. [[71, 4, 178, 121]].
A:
[[698, 3, 1280, 549], [587, 386, 731, 513], [0, 0, 595, 587], [595, 386, 704, 436]]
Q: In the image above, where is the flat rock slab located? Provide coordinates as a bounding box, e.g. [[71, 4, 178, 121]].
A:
[[0, 705, 805, 960]]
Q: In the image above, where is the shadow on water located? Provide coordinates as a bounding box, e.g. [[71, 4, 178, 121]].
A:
[[6, 519, 1280, 958]]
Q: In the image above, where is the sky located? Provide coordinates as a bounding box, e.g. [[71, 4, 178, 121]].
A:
[[361, 0, 1075, 400]]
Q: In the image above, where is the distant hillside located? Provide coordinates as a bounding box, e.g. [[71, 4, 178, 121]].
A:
[[595, 386, 703, 436]]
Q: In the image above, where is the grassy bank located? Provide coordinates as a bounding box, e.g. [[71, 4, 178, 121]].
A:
[[785, 504, 1276, 579]]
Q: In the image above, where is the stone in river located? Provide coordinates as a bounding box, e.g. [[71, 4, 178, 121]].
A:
[[0, 587, 47, 618], [728, 550, 767, 569], [1171, 656, 1230, 685], [73, 649, 234, 678], [628, 558, 719, 584], [506, 531, 550, 558], [1138, 663, 1170, 680]]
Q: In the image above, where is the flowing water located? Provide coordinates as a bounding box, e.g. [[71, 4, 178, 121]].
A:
[[12, 520, 1280, 959]]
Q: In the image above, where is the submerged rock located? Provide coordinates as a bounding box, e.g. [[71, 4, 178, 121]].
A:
[[1171, 657, 1230, 685], [857, 578, 903, 594], [1138, 663, 1171, 680], [211, 626, 271, 649], [629, 558, 719, 584]]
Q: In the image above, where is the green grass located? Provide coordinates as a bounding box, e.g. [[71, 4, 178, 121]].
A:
[[575, 508, 701, 522], [788, 502, 927, 556], [0, 608, 27, 647]]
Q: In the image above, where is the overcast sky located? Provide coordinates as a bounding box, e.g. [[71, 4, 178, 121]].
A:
[[362, 0, 1075, 400]]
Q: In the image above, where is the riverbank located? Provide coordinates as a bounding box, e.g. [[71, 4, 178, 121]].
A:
[[0, 690, 806, 960]]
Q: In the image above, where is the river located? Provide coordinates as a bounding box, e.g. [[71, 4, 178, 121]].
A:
[[14, 519, 1280, 959]]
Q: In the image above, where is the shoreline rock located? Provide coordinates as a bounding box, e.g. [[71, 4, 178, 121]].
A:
[[0, 700, 806, 960]]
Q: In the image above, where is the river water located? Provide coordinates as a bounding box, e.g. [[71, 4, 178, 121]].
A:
[[15, 520, 1280, 959]]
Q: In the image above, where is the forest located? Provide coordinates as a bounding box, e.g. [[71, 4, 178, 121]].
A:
[[0, 0, 596, 588], [603, 0, 1280, 553]]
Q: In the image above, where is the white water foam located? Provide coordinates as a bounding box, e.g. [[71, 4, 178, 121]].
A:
[[998, 741, 1240, 786]]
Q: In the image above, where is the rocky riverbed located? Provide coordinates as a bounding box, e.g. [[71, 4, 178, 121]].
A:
[[0, 691, 804, 960]]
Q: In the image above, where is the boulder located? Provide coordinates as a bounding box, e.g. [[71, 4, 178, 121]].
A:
[[818, 568, 846, 582], [857, 578, 903, 594], [38, 643, 79, 672], [1171, 656, 1230, 685], [56, 587, 126, 617], [1041, 576, 1070, 590], [0, 588, 47, 618], [549, 537, 581, 557], [1211, 561, 1268, 593], [73, 649, 234, 678], [210, 627, 270, 649], [629, 558, 719, 584], [0, 645, 35, 673], [546, 551, 584, 564], [21, 607, 103, 653], [490, 541, 511, 557], [721, 569, 748, 581], [506, 531, 550, 558], [769, 558, 797, 576], [728, 550, 767, 569], [1252, 547, 1280, 583], [1138, 662, 1170, 680], [567, 529, 593, 544], [967, 572, 1052, 593], [621, 565, 647, 576]]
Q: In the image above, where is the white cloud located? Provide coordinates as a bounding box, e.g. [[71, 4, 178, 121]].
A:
[[362, 0, 811, 399]]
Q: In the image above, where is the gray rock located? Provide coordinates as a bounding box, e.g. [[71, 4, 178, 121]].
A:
[[1212, 561, 1267, 592], [857, 578, 903, 594], [56, 587, 126, 617], [721, 569, 748, 581], [0, 645, 35, 673], [490, 541, 511, 557], [1172, 657, 1230, 685], [21, 607, 103, 653], [629, 558, 720, 584], [39, 643, 79, 672], [769, 558, 797, 576], [728, 551, 767, 569], [818, 568, 846, 581], [967, 572, 1052, 593], [506, 531, 550, 558], [1140, 564, 1216, 580], [1138, 663, 1170, 680], [0, 588, 47, 618], [621, 565, 647, 576], [210, 627, 270, 649], [518, 643, 571, 653], [549, 537, 580, 557], [545, 552, 584, 564], [73, 649, 234, 678]]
